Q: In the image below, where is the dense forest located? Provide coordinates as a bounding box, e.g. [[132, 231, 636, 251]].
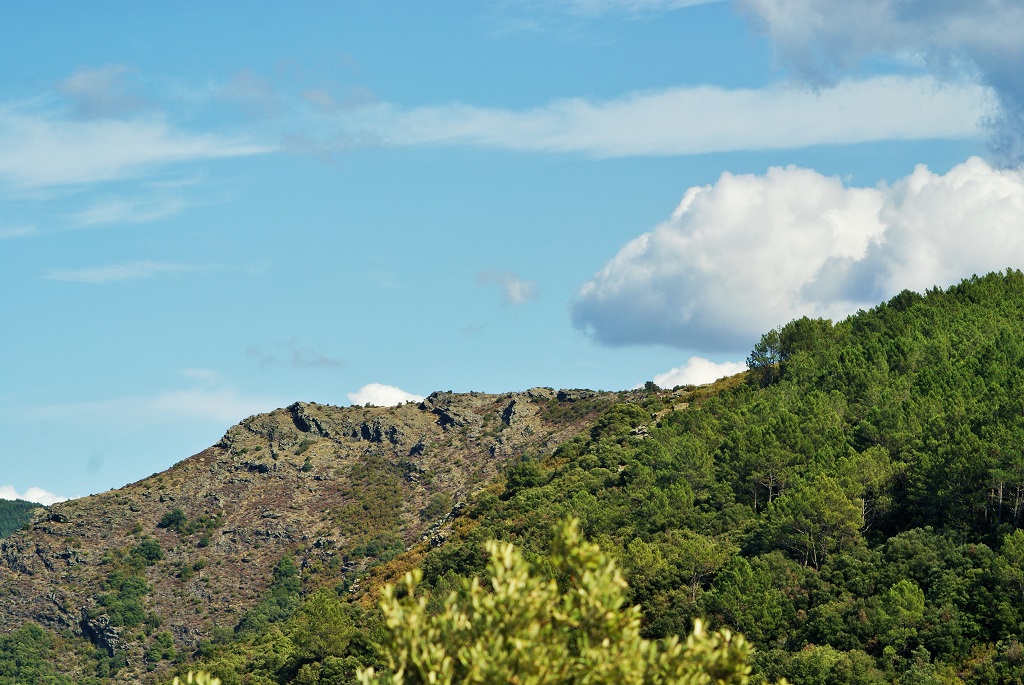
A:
[[181, 270, 1024, 684], [0, 499, 39, 538], [7, 270, 1024, 684]]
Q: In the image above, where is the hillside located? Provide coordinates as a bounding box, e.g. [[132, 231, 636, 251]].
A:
[[0, 499, 41, 538], [6, 270, 1024, 685], [0, 388, 617, 682]]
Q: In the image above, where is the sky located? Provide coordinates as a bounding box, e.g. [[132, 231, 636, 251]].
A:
[[3, 0, 1024, 503]]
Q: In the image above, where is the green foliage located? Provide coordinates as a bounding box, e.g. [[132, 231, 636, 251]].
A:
[[146, 631, 178, 668], [235, 555, 302, 635], [359, 519, 777, 685], [158, 508, 223, 537], [132, 536, 164, 564], [379, 271, 1024, 684], [173, 672, 221, 685], [96, 570, 150, 627], [747, 328, 783, 387], [159, 508, 189, 532], [289, 589, 355, 663], [419, 492, 454, 522], [0, 499, 39, 538], [350, 533, 406, 564], [0, 623, 75, 684]]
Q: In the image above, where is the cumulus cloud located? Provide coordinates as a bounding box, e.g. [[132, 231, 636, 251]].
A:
[[651, 357, 748, 387], [44, 261, 196, 283], [736, 0, 1024, 163], [348, 383, 424, 407], [478, 270, 539, 305], [573, 156, 1024, 351], [0, 485, 68, 506], [304, 75, 989, 158]]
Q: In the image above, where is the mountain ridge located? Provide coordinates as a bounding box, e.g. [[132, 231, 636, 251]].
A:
[[0, 387, 622, 680]]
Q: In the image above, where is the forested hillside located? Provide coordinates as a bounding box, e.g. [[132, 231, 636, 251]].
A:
[[183, 270, 1024, 685], [6, 270, 1024, 684], [0, 499, 39, 537]]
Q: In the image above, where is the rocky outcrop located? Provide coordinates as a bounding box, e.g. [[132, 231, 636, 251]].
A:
[[289, 402, 335, 438], [357, 417, 406, 444], [80, 609, 126, 657]]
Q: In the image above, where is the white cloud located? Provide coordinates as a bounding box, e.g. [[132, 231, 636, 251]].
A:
[[348, 383, 424, 407], [321, 75, 989, 157], [0, 106, 270, 189], [44, 261, 196, 284], [477, 270, 539, 305], [572, 156, 1024, 351], [736, 0, 1024, 162], [651, 357, 748, 387], [0, 485, 68, 506]]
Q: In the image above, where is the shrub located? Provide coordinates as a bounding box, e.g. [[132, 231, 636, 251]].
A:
[[158, 508, 189, 533], [358, 519, 782, 685], [132, 537, 164, 564]]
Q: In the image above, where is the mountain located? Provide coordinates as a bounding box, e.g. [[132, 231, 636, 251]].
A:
[[0, 388, 616, 682], [6, 270, 1024, 685]]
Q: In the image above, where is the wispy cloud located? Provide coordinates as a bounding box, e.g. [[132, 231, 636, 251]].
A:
[[25, 373, 280, 427], [0, 105, 271, 189], [72, 193, 187, 227], [246, 340, 345, 369], [477, 270, 539, 305], [306, 75, 990, 158], [554, 0, 725, 14], [44, 260, 197, 284], [737, 0, 1024, 163], [56, 64, 148, 119], [0, 485, 68, 506], [0, 224, 36, 239]]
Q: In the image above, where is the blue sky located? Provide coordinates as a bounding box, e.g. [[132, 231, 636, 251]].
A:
[[3, 0, 1024, 502]]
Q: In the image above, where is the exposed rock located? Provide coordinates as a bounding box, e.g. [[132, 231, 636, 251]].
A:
[[358, 418, 405, 445], [80, 609, 126, 657], [241, 459, 275, 474], [526, 387, 556, 400], [289, 402, 334, 438], [421, 391, 477, 430], [557, 389, 598, 402], [501, 399, 518, 426]]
